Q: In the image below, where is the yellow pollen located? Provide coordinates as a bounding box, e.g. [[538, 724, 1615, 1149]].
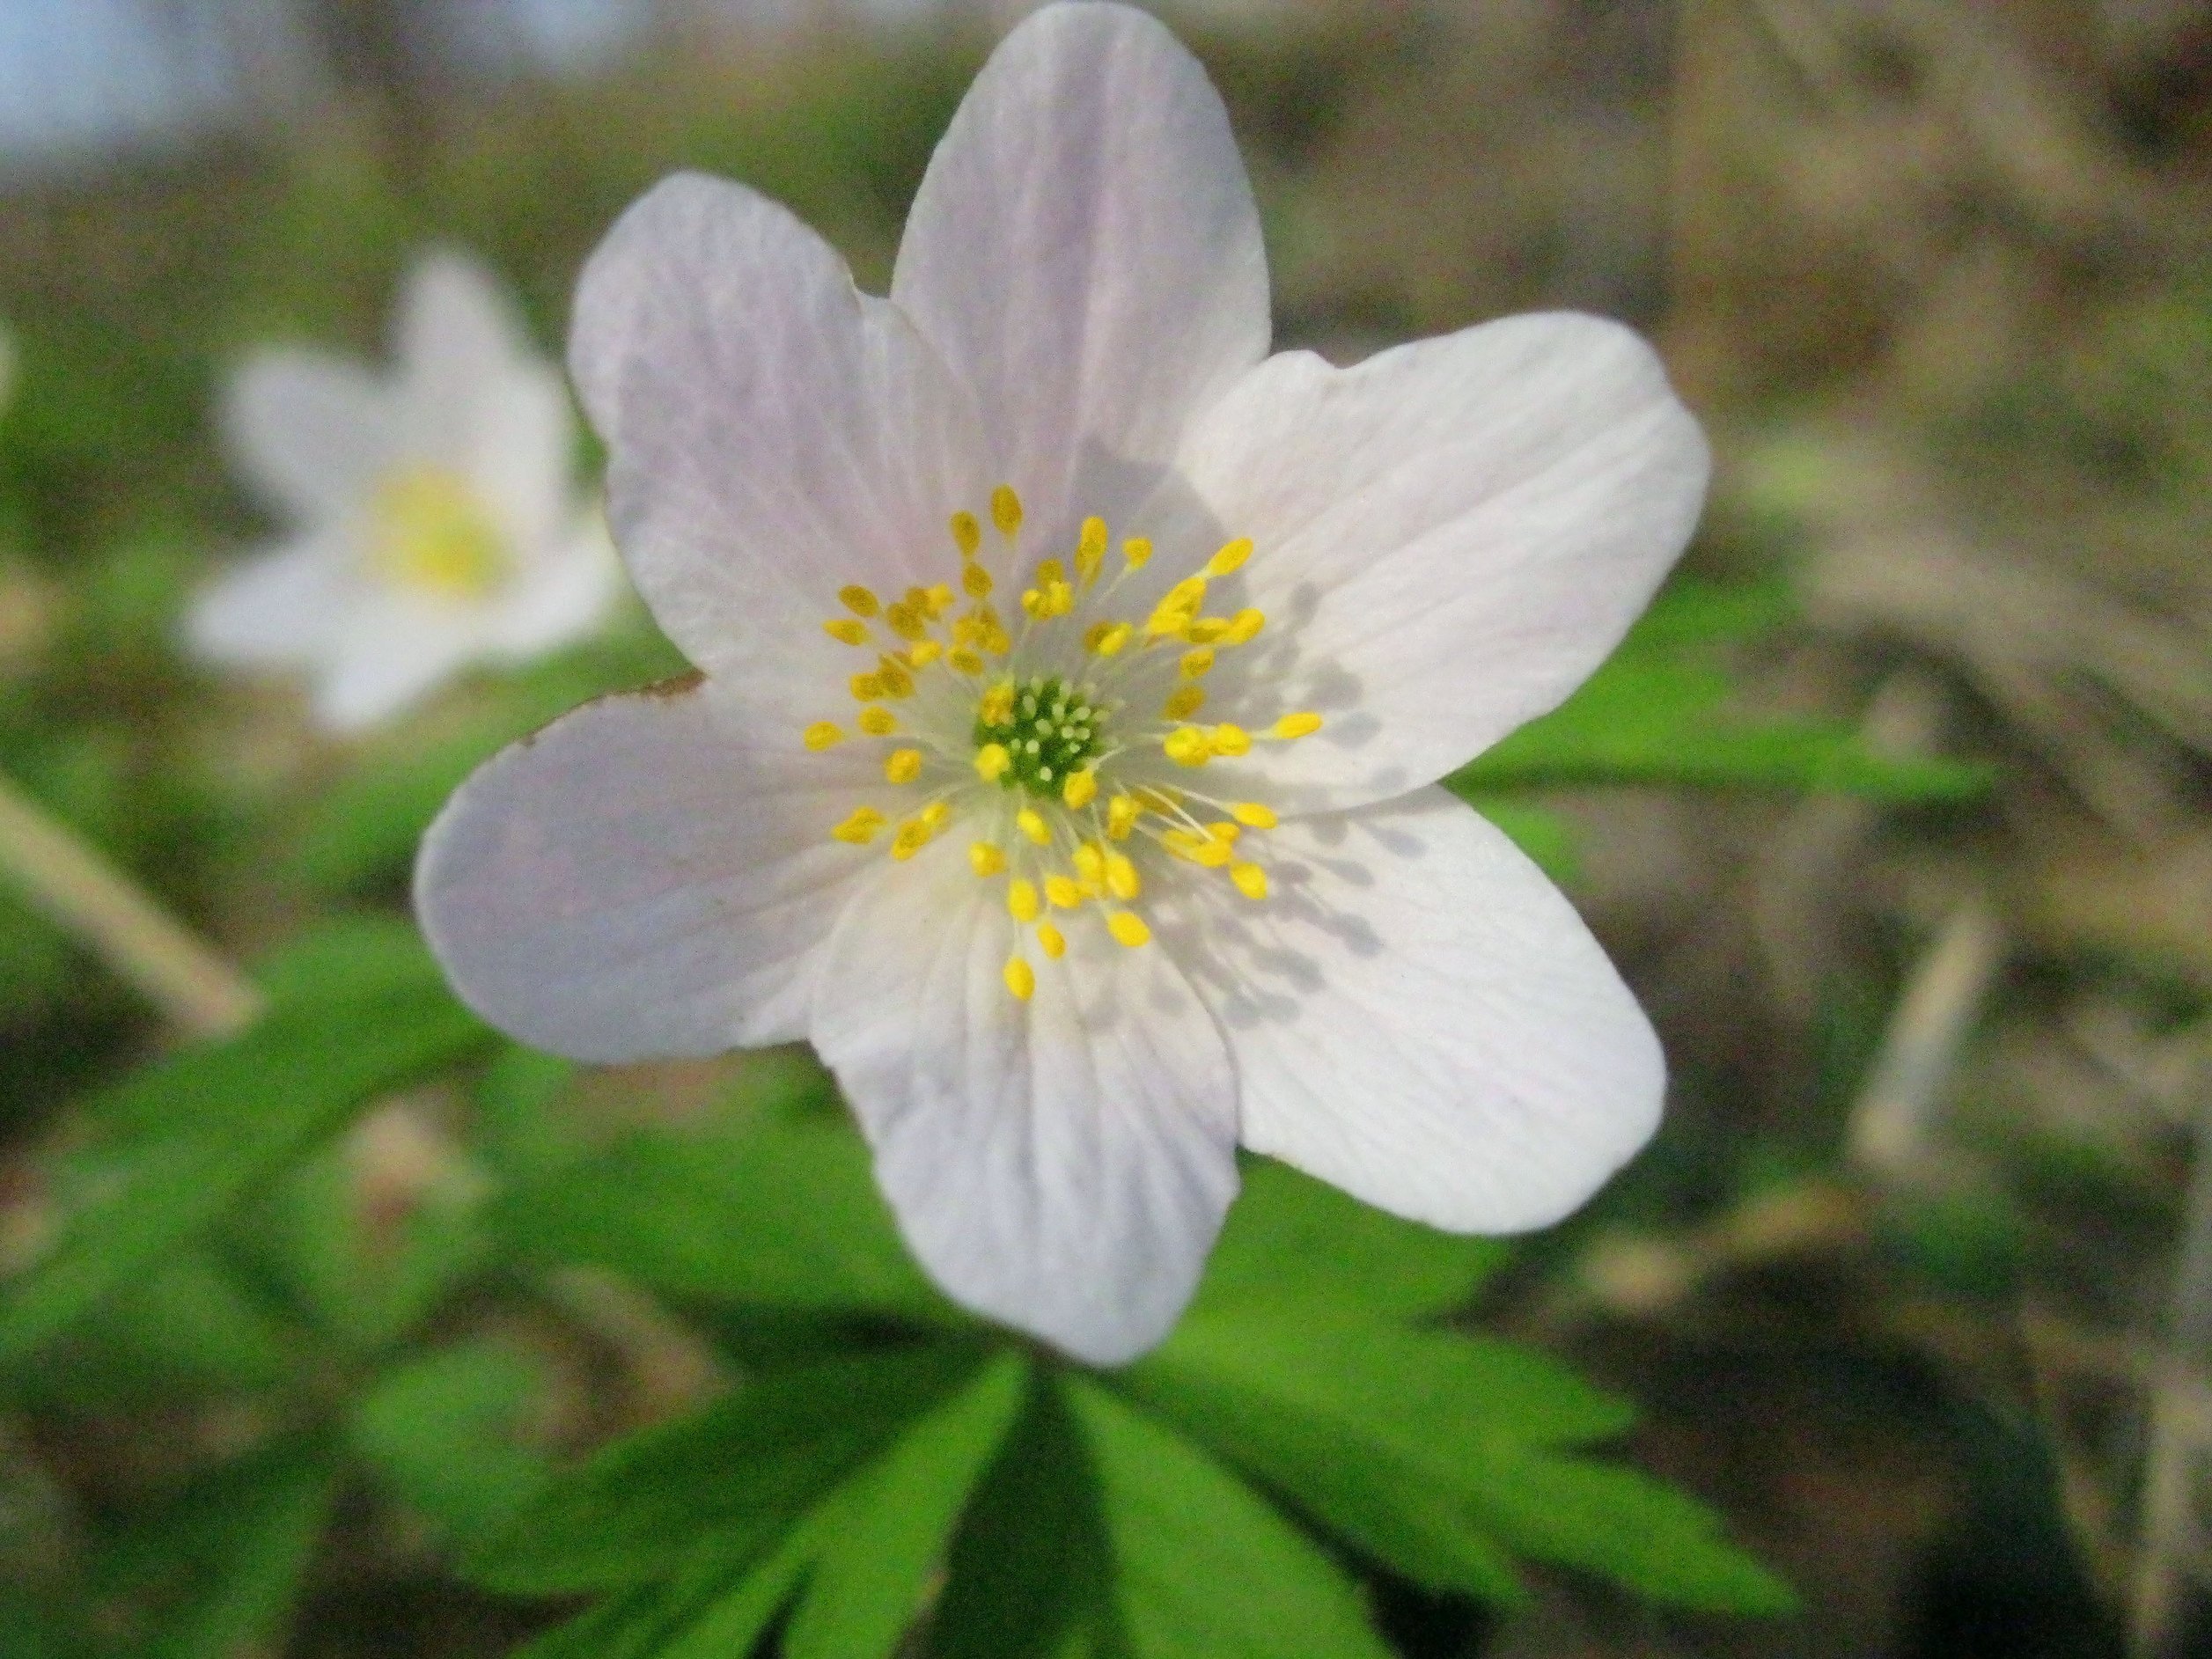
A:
[[1087, 621, 1132, 657], [905, 640, 943, 668], [1072, 844, 1106, 885], [851, 672, 886, 701], [1185, 617, 1231, 645], [1230, 862, 1268, 899], [1036, 558, 1067, 587], [970, 841, 1007, 877], [884, 603, 928, 642], [1037, 922, 1067, 959], [1164, 727, 1212, 767], [1106, 911, 1151, 949], [1164, 684, 1206, 721], [1122, 537, 1152, 570], [1274, 712, 1324, 739], [803, 722, 844, 751], [1208, 822, 1241, 843], [951, 512, 981, 558], [1145, 577, 1208, 637], [1229, 802, 1277, 829], [1223, 608, 1265, 645], [890, 818, 935, 861], [831, 807, 886, 845], [369, 469, 511, 598], [975, 744, 1011, 782], [1204, 539, 1253, 577], [823, 618, 870, 646], [1062, 768, 1099, 810], [1106, 795, 1140, 840], [839, 585, 881, 618], [1016, 808, 1052, 846], [990, 485, 1024, 539], [980, 682, 1017, 726], [1045, 875, 1083, 909], [920, 802, 952, 832], [925, 584, 955, 616], [1180, 646, 1215, 679], [1210, 723, 1253, 757], [1004, 956, 1035, 1001], [1009, 879, 1041, 923], [1105, 849, 1140, 900], [857, 707, 898, 737], [885, 748, 922, 784], [875, 657, 916, 699], [961, 561, 994, 599], [1077, 518, 1107, 583], [950, 647, 987, 675]]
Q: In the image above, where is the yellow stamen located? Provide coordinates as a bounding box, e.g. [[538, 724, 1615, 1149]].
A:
[[890, 818, 932, 861], [1204, 538, 1253, 578], [920, 802, 952, 833], [831, 807, 886, 845], [1062, 768, 1099, 810], [875, 657, 916, 699], [950, 647, 986, 676], [885, 748, 922, 784], [1106, 911, 1151, 948], [975, 744, 1011, 782], [1087, 621, 1132, 657], [1144, 577, 1208, 638], [1229, 802, 1277, 829], [1037, 922, 1067, 960], [1230, 862, 1268, 900], [1223, 608, 1265, 645], [1045, 875, 1083, 909], [823, 618, 870, 646], [1122, 537, 1152, 570], [951, 512, 981, 558], [962, 562, 994, 599], [1072, 844, 1106, 885], [856, 708, 898, 738], [1163, 684, 1206, 720], [1209, 723, 1253, 757], [980, 681, 1016, 726], [1273, 712, 1324, 739], [1164, 727, 1212, 767], [1105, 850, 1140, 900], [1008, 879, 1041, 923], [850, 672, 886, 701], [905, 640, 942, 668], [1076, 517, 1107, 583], [884, 603, 928, 642], [1208, 822, 1241, 843], [990, 485, 1024, 540], [1179, 646, 1215, 679], [1004, 956, 1035, 1001], [839, 584, 880, 618], [1185, 617, 1230, 645], [1036, 558, 1067, 587], [1016, 808, 1051, 846], [970, 841, 1007, 877], [803, 722, 844, 751], [1106, 795, 1140, 841]]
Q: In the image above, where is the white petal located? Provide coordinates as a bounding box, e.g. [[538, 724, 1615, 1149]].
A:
[[570, 173, 987, 719], [223, 349, 399, 525], [314, 606, 481, 731], [890, 1, 1268, 547], [185, 535, 350, 667], [417, 679, 886, 1061], [1157, 786, 1662, 1233], [481, 516, 625, 659], [1176, 314, 1709, 811], [810, 836, 1239, 1365]]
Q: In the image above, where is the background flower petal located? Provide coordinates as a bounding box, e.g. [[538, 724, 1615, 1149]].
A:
[[223, 348, 398, 525], [890, 1, 1268, 548], [481, 517, 625, 660], [1156, 785, 1662, 1234], [316, 609, 482, 731], [1176, 313, 1710, 812], [811, 836, 1240, 1365], [184, 534, 350, 667], [417, 679, 886, 1060], [570, 172, 987, 719]]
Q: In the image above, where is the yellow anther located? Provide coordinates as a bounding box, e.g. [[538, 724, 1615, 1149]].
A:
[[831, 807, 886, 845], [1106, 794, 1141, 841], [885, 748, 923, 784], [1204, 538, 1253, 577], [1062, 768, 1099, 810], [1072, 844, 1106, 885], [1016, 808, 1052, 846], [876, 657, 916, 699], [1135, 786, 1184, 811], [1144, 577, 1208, 637], [1106, 911, 1151, 948], [884, 602, 928, 642], [951, 511, 981, 558], [856, 707, 899, 737], [980, 682, 1016, 726], [990, 485, 1024, 539], [1185, 617, 1230, 645], [1045, 874, 1084, 909], [975, 743, 1011, 782], [1191, 837, 1233, 868], [1209, 723, 1253, 757], [924, 583, 955, 617], [1223, 608, 1265, 645], [1229, 802, 1277, 829], [823, 618, 870, 646], [1004, 955, 1035, 1001], [840, 585, 880, 618], [1207, 821, 1241, 843], [1163, 684, 1207, 721], [1122, 537, 1152, 570], [949, 647, 986, 676], [905, 639, 943, 668], [961, 561, 994, 599], [1105, 849, 1140, 900], [970, 841, 1007, 877], [1179, 646, 1215, 679], [1230, 862, 1268, 900], [1019, 588, 1046, 620], [920, 803, 951, 833], [1077, 517, 1107, 583], [1044, 580, 1076, 617], [803, 722, 844, 752], [1008, 879, 1041, 923], [1037, 922, 1067, 960], [1036, 559, 1067, 587], [1086, 621, 1132, 657], [1273, 712, 1324, 739], [850, 672, 886, 701], [891, 818, 937, 861], [1164, 727, 1213, 767]]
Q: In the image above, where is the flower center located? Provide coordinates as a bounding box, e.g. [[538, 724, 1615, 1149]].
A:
[[368, 468, 511, 599], [801, 484, 1323, 1002]]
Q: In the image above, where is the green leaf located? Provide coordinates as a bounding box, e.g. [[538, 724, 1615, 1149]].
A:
[[0, 984, 485, 1369], [95, 1433, 336, 1659], [496, 1121, 955, 1325], [1460, 796, 1580, 884], [464, 1340, 988, 1594], [1067, 1376, 1396, 1659], [1194, 1157, 1510, 1323], [349, 1337, 552, 1540], [783, 1349, 1029, 1659], [473, 1043, 580, 1186], [1463, 1450, 1798, 1615]]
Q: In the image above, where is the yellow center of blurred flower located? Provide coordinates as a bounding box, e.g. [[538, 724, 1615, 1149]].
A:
[[368, 468, 512, 599]]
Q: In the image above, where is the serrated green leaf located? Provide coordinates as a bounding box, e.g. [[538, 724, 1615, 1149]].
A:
[[0, 987, 486, 1369], [464, 1341, 988, 1595], [783, 1349, 1029, 1659], [349, 1337, 551, 1539], [1067, 1376, 1396, 1659], [1463, 1450, 1797, 1615], [1194, 1158, 1510, 1323], [496, 1122, 955, 1325], [95, 1433, 336, 1659]]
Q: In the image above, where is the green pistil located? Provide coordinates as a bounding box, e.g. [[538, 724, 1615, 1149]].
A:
[[975, 675, 1106, 798]]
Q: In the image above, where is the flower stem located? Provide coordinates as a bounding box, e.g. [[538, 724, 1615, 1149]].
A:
[[0, 769, 262, 1039]]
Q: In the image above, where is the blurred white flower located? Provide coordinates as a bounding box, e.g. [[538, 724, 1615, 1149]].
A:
[[417, 2, 1709, 1363], [187, 252, 621, 731]]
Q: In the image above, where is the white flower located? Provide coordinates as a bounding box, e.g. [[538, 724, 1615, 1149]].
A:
[[187, 251, 621, 731], [416, 1, 1709, 1364]]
